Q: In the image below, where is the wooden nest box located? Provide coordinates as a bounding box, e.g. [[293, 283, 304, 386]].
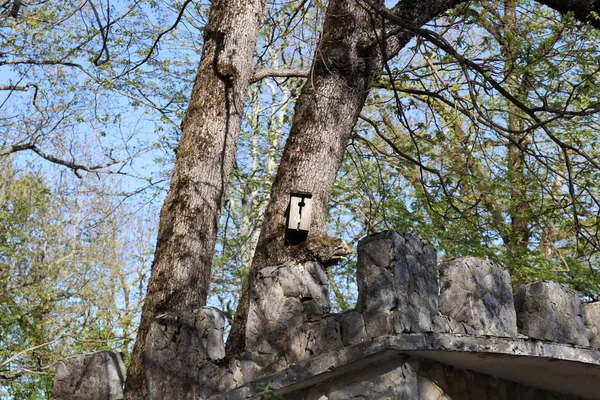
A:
[[288, 192, 313, 233]]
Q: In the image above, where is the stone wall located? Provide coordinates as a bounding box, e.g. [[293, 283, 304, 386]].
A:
[[54, 231, 600, 400], [54, 351, 125, 400]]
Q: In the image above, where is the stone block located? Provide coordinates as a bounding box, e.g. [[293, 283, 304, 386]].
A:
[[197, 352, 286, 400], [515, 281, 589, 346], [197, 358, 239, 400], [339, 310, 367, 346], [433, 314, 478, 335], [144, 307, 225, 399], [357, 231, 438, 337], [245, 262, 330, 360], [584, 301, 600, 348], [53, 351, 125, 400], [438, 257, 517, 337], [293, 316, 343, 360]]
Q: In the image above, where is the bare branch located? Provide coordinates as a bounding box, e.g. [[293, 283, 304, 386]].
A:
[[0, 59, 83, 68], [89, 0, 111, 66], [0, 84, 31, 91], [249, 68, 309, 84], [0, 336, 66, 369], [116, 0, 193, 78], [0, 142, 145, 178]]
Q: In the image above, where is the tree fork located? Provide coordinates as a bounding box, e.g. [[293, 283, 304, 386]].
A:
[[125, 1, 265, 397]]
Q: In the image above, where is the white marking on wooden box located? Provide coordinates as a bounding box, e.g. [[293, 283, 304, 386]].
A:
[[288, 193, 313, 232]]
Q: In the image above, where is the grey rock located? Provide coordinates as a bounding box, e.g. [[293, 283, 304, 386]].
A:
[[584, 302, 600, 348], [53, 351, 125, 400], [197, 352, 286, 399], [245, 262, 330, 361], [298, 316, 343, 359], [197, 360, 238, 400], [438, 257, 517, 337], [144, 307, 225, 399], [434, 314, 479, 335], [515, 281, 589, 346], [357, 231, 438, 337], [198, 307, 227, 360], [339, 310, 367, 346]]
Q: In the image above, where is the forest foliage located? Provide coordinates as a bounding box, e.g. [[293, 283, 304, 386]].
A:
[[2, 0, 600, 396]]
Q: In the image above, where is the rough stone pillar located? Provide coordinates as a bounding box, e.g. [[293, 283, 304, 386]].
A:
[[245, 261, 334, 363], [584, 302, 600, 348], [54, 351, 125, 400], [438, 257, 517, 337], [515, 281, 589, 346], [144, 307, 225, 399], [356, 231, 438, 338]]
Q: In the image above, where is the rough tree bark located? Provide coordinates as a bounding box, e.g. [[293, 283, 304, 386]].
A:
[[125, 1, 265, 397]]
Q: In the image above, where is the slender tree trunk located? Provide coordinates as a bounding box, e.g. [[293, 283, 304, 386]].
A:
[[125, 1, 265, 397], [502, 0, 532, 270], [226, 0, 467, 356]]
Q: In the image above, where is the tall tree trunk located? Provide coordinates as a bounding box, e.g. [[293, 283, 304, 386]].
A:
[[125, 1, 265, 397], [502, 0, 532, 270], [226, 0, 467, 356]]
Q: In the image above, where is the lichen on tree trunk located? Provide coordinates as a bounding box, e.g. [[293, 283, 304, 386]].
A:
[[124, 1, 265, 397]]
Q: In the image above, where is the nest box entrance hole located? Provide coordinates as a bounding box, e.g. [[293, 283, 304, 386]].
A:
[[285, 192, 313, 246]]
